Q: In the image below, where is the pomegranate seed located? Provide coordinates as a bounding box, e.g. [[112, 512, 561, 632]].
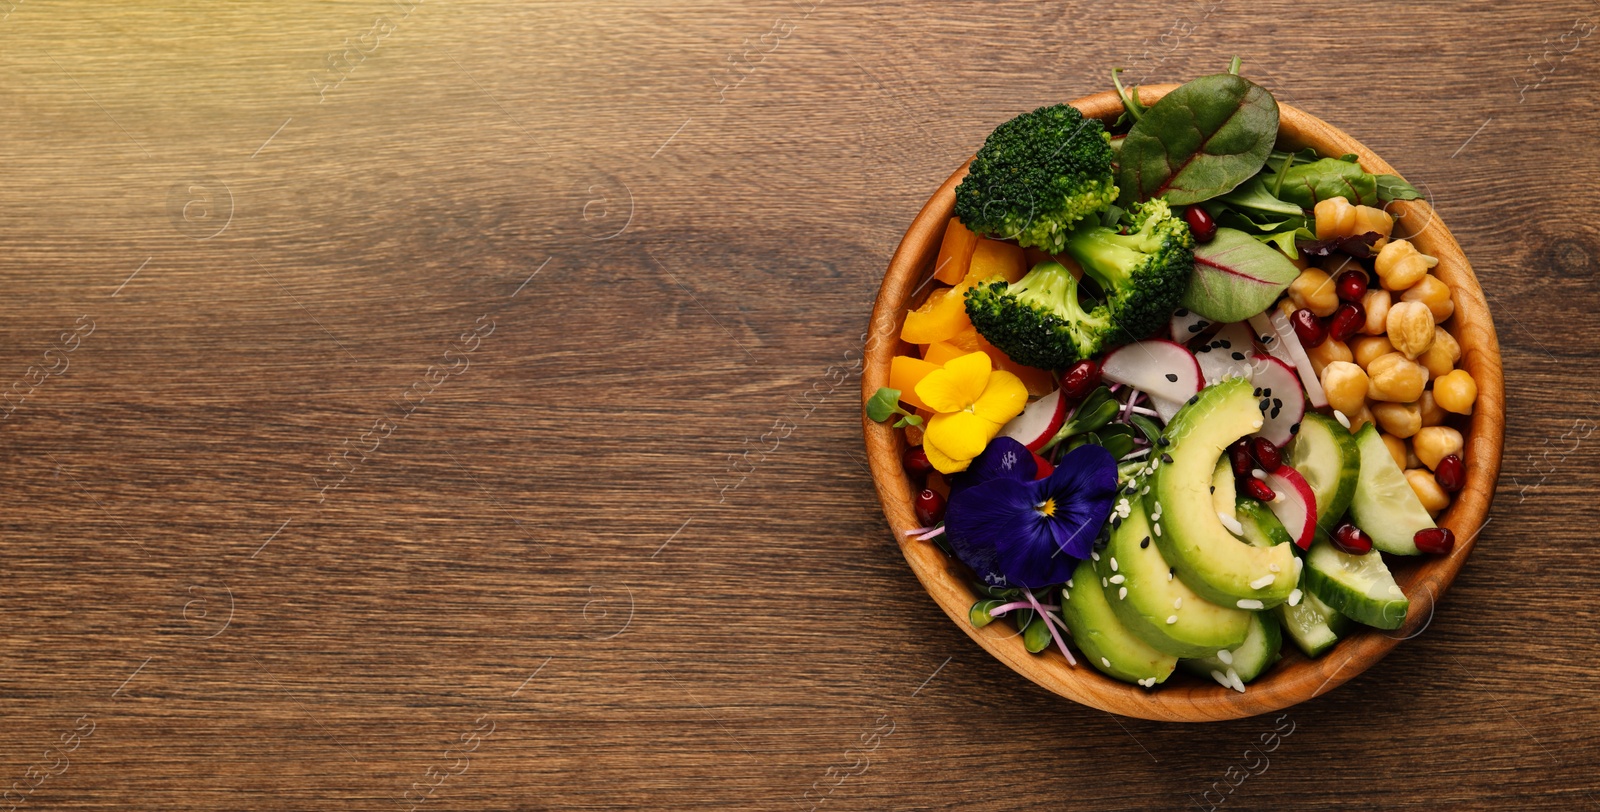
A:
[[914, 488, 946, 526], [1184, 205, 1217, 243], [1290, 308, 1327, 348], [1336, 270, 1369, 302], [1328, 302, 1366, 343], [904, 446, 933, 482], [1244, 477, 1276, 503], [1435, 454, 1465, 492], [1229, 440, 1253, 477], [1414, 527, 1456, 555], [1249, 437, 1283, 472], [1060, 359, 1102, 401], [1031, 451, 1054, 480], [1332, 523, 1374, 555]]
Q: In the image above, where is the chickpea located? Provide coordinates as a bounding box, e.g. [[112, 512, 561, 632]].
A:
[[1353, 205, 1395, 238], [1418, 391, 1447, 427], [1374, 239, 1431, 291], [1367, 352, 1428, 403], [1288, 268, 1339, 317], [1314, 196, 1357, 240], [1349, 404, 1377, 433], [1360, 289, 1392, 335], [1380, 433, 1409, 470], [1372, 400, 1422, 439], [1351, 335, 1395, 369], [1401, 274, 1454, 323], [1308, 338, 1353, 378], [1414, 425, 1465, 470], [1386, 300, 1436, 358], [1433, 369, 1478, 414], [1405, 468, 1452, 516], [1320, 361, 1370, 417], [1419, 327, 1461, 380], [1290, 252, 1312, 270], [1406, 446, 1423, 470]]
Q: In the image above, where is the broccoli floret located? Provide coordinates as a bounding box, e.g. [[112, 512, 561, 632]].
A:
[[964, 199, 1194, 369], [1061, 197, 1195, 346], [964, 261, 1111, 369], [953, 104, 1118, 253]]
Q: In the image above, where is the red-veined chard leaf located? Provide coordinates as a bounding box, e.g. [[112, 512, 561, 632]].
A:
[[1116, 73, 1279, 207], [1179, 227, 1302, 322]]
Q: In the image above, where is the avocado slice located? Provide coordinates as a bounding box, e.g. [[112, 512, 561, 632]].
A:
[[1096, 493, 1251, 657], [1147, 378, 1298, 608], [1060, 559, 1177, 687]]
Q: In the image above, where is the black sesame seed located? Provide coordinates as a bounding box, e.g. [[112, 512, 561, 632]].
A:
[[1271, 405, 1282, 419], [1189, 323, 1204, 333], [1253, 387, 1263, 397], [1196, 344, 1212, 353], [1140, 537, 1151, 549], [1161, 453, 1174, 464], [1264, 388, 1273, 397], [1187, 394, 1199, 405], [1169, 566, 1176, 575], [1165, 373, 1178, 382], [1111, 516, 1122, 529], [1259, 398, 1271, 411], [1273, 397, 1283, 410], [1209, 485, 1215, 493], [1290, 422, 1301, 434], [1232, 352, 1246, 361], [1157, 437, 1170, 447], [1262, 334, 1275, 344], [1176, 308, 1188, 316], [1219, 340, 1232, 349]]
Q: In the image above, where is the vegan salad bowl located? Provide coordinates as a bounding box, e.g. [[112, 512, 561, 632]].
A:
[[861, 64, 1503, 722]]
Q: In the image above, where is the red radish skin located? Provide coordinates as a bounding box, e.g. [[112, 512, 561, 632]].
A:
[[1100, 339, 1202, 403], [998, 389, 1067, 451], [1262, 465, 1319, 550]]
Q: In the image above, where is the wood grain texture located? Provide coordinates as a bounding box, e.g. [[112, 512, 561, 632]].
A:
[[0, 0, 1596, 809]]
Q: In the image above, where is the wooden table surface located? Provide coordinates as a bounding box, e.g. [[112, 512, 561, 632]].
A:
[[2, 2, 1597, 809]]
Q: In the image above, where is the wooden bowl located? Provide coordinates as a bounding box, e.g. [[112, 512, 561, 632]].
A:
[[861, 85, 1505, 722]]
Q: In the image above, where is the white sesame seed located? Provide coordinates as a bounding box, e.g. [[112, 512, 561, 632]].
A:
[[1334, 410, 1351, 429], [1218, 511, 1245, 536], [1167, 571, 1173, 581], [1173, 597, 1183, 609], [1210, 670, 1229, 687], [1110, 574, 1125, 584], [1067, 578, 1074, 588], [1269, 563, 1280, 573], [1227, 668, 1246, 693], [1110, 557, 1119, 572], [1293, 557, 1303, 575], [1101, 577, 1109, 587], [1167, 615, 1179, 625], [1102, 657, 1111, 668], [1118, 587, 1128, 600], [1217, 649, 1234, 665], [1249, 574, 1275, 590], [1288, 589, 1303, 606], [1091, 551, 1100, 561], [1140, 486, 1150, 495], [1154, 523, 1162, 537], [1252, 468, 1268, 480], [1236, 599, 1265, 610], [1062, 590, 1070, 601]]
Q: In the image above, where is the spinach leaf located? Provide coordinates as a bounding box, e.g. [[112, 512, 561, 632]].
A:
[[1116, 72, 1279, 207], [1213, 174, 1304, 221], [1264, 156, 1379, 208], [1375, 173, 1424, 201]]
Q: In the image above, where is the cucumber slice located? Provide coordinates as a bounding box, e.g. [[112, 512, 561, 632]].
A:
[[1235, 497, 1294, 548], [1180, 612, 1283, 687], [1286, 412, 1359, 531], [1303, 539, 1410, 630], [1275, 570, 1351, 657], [1348, 424, 1436, 555]]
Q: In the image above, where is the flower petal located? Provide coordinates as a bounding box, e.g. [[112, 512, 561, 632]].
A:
[[1033, 444, 1120, 561], [943, 476, 1042, 588], [970, 370, 1029, 424], [923, 411, 996, 463], [921, 437, 970, 475], [913, 351, 992, 414], [947, 436, 1036, 501]]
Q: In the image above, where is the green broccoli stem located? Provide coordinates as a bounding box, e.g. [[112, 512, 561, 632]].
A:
[[1009, 261, 1095, 326], [1061, 226, 1146, 294]]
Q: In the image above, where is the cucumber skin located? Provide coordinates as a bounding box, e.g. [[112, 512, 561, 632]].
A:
[[1348, 424, 1435, 555], [1274, 570, 1351, 657], [1288, 412, 1360, 532], [1179, 612, 1283, 682], [1236, 497, 1294, 548], [1302, 542, 1410, 630]]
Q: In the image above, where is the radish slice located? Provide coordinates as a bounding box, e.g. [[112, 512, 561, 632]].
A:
[[1267, 308, 1329, 408], [1148, 394, 1184, 424], [998, 389, 1067, 451], [1262, 465, 1319, 550], [1194, 322, 1260, 386], [1170, 308, 1211, 343], [1100, 339, 1201, 404], [1249, 356, 1307, 446], [1248, 313, 1296, 371]]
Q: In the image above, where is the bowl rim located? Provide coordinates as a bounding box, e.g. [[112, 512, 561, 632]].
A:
[[861, 84, 1506, 722]]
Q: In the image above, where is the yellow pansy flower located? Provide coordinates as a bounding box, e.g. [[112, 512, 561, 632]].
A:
[[914, 351, 1029, 474]]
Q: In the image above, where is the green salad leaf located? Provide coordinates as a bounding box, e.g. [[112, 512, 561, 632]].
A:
[[866, 387, 923, 428], [1116, 69, 1279, 206]]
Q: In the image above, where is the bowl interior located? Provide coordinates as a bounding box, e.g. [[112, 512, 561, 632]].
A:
[[862, 85, 1505, 722]]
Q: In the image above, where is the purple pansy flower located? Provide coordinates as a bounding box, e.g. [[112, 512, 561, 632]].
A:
[[944, 439, 1119, 589]]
